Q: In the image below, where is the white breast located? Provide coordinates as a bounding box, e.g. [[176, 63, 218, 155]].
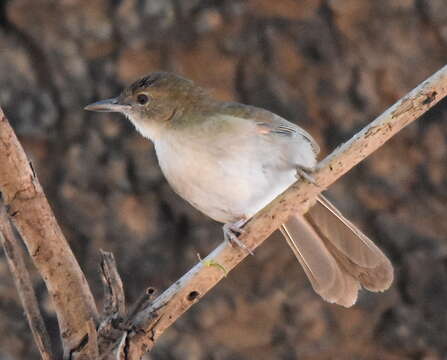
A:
[[152, 115, 316, 223]]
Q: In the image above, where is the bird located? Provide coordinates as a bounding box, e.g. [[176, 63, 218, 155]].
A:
[[85, 71, 393, 307]]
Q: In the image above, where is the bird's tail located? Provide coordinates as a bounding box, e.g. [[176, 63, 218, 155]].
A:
[[280, 195, 393, 307]]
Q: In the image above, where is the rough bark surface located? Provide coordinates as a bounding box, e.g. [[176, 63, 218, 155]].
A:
[[0, 1, 447, 359], [0, 108, 99, 357]]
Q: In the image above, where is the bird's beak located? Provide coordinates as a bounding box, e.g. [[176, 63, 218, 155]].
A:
[[84, 97, 130, 113]]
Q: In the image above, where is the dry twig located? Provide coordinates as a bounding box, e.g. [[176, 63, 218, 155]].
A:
[[97, 250, 126, 356], [0, 206, 55, 360], [100, 250, 126, 319], [0, 109, 98, 358]]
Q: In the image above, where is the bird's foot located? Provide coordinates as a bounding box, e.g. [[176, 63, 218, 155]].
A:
[[223, 219, 254, 255], [296, 166, 317, 185]]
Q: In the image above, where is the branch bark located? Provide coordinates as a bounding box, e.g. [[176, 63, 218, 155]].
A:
[[0, 110, 99, 357], [0, 206, 55, 360], [115, 65, 447, 357], [100, 250, 126, 319]]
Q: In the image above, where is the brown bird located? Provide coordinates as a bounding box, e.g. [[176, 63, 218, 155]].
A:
[[85, 72, 393, 307]]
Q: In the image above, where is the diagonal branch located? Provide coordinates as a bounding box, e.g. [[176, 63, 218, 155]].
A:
[[115, 65, 447, 358], [0, 205, 55, 360], [0, 110, 99, 357]]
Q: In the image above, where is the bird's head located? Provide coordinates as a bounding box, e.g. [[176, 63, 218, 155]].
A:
[[85, 72, 209, 139]]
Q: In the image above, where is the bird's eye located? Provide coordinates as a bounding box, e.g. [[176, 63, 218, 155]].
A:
[[136, 94, 149, 105]]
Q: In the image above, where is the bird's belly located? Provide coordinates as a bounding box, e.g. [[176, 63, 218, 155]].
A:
[[155, 139, 296, 223]]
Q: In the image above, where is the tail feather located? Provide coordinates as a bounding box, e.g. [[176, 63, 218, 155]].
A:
[[280, 217, 360, 307], [281, 195, 393, 307]]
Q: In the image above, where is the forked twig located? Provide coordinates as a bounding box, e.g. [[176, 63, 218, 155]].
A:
[[0, 109, 98, 357], [0, 206, 55, 360]]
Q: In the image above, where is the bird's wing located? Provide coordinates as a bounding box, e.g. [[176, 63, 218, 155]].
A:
[[218, 102, 320, 155]]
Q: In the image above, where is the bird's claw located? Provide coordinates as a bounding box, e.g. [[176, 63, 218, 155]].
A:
[[223, 220, 254, 255], [296, 166, 317, 185]]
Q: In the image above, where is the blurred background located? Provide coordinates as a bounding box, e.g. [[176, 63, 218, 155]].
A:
[[1, 0, 447, 359]]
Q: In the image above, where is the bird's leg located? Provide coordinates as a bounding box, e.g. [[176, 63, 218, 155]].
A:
[[223, 218, 254, 255], [295, 165, 317, 185]]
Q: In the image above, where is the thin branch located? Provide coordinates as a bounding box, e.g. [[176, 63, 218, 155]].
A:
[[0, 109, 99, 356], [117, 65, 447, 357], [0, 206, 55, 360], [97, 264, 157, 358], [84, 319, 100, 360], [100, 250, 126, 319], [125, 287, 157, 325], [97, 250, 126, 356]]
